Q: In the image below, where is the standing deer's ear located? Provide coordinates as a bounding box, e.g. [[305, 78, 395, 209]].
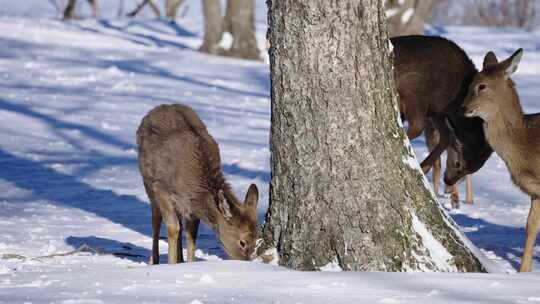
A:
[[499, 48, 523, 79], [244, 184, 258, 209], [217, 190, 233, 221], [483, 51, 499, 70]]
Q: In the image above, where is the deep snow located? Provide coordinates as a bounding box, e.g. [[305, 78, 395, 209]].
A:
[[1, 1, 540, 303]]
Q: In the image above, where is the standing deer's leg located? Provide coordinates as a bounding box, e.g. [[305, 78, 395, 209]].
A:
[[151, 203, 162, 264], [151, 181, 181, 264], [465, 175, 474, 204], [519, 197, 540, 272], [185, 217, 201, 262]]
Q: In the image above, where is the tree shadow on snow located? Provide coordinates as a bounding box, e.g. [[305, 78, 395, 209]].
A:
[[450, 212, 540, 270]]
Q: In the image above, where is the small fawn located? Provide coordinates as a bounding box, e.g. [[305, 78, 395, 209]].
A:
[[463, 49, 540, 272], [137, 104, 259, 264]]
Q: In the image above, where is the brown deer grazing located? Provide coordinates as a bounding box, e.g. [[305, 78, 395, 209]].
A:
[[425, 118, 473, 208], [392, 35, 492, 204], [462, 49, 540, 272], [137, 104, 259, 264]]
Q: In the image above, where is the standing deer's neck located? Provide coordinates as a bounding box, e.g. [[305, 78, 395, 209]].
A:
[[484, 82, 527, 166]]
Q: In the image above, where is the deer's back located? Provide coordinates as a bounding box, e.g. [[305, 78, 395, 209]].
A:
[[137, 104, 221, 209], [392, 35, 477, 114]]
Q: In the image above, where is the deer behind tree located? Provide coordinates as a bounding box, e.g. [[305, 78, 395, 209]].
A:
[[137, 104, 259, 264]]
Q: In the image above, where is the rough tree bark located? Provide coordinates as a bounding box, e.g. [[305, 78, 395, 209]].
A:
[[386, 0, 437, 36], [165, 0, 185, 20], [262, 0, 485, 272], [200, 0, 261, 60]]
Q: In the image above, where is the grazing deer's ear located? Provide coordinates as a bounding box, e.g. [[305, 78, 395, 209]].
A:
[[444, 117, 455, 135], [217, 190, 233, 221], [244, 184, 258, 209], [483, 51, 498, 70], [500, 48, 523, 78]]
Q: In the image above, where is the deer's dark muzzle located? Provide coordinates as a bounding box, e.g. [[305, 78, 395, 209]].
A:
[[444, 174, 459, 187]]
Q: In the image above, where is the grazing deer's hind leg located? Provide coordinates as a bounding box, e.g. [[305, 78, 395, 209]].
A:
[[424, 119, 440, 195], [466, 175, 474, 204], [144, 181, 162, 265], [176, 214, 184, 263], [186, 217, 200, 262], [151, 203, 162, 265], [151, 181, 181, 264], [520, 197, 540, 272], [406, 117, 425, 141]]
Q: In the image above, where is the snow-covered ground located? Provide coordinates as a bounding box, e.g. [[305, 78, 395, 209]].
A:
[[1, 1, 540, 303]]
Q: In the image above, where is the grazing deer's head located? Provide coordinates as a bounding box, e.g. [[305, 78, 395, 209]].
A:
[[214, 183, 259, 260], [443, 115, 492, 186], [463, 49, 523, 121]]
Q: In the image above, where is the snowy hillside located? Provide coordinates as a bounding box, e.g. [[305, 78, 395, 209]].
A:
[[1, 1, 540, 303]]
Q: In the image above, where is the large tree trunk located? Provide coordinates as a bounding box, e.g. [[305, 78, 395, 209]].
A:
[[223, 0, 261, 60], [199, 0, 223, 55], [263, 0, 485, 272], [386, 0, 437, 36]]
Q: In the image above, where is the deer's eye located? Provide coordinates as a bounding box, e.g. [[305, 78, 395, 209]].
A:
[[477, 84, 486, 93], [239, 240, 246, 249]]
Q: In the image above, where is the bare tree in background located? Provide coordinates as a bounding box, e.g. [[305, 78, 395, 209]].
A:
[[200, 0, 261, 60], [127, 0, 161, 18], [433, 0, 537, 29], [165, 0, 185, 19], [386, 0, 438, 36], [63, 0, 99, 20], [262, 0, 485, 272]]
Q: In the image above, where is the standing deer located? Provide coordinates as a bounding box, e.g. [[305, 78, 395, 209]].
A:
[[391, 35, 492, 205], [137, 104, 259, 264], [463, 49, 540, 272]]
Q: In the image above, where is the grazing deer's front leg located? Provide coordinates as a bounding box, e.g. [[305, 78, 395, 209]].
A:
[[466, 175, 473, 204], [424, 119, 440, 195], [520, 197, 540, 272], [450, 185, 460, 209], [186, 217, 200, 262], [432, 158, 441, 196], [420, 116, 450, 174]]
